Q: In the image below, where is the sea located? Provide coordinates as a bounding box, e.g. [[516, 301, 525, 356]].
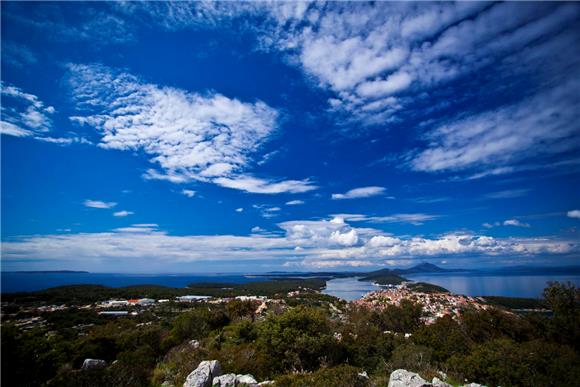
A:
[[0, 272, 260, 293], [322, 273, 580, 300], [2, 271, 580, 300]]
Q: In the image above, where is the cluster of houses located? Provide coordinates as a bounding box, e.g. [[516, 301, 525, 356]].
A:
[[354, 285, 489, 324]]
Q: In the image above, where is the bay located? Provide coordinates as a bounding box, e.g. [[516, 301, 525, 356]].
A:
[[405, 273, 580, 298], [322, 277, 381, 301]]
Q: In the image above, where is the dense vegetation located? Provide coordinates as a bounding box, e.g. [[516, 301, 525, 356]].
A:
[[406, 282, 449, 293], [358, 269, 406, 285], [2, 281, 579, 387]]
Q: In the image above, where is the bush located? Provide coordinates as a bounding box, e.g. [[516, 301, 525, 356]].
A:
[[275, 365, 370, 387]]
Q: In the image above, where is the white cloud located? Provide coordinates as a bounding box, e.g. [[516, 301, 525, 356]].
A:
[[181, 189, 196, 198], [331, 186, 386, 200], [329, 229, 359, 247], [67, 63, 315, 194], [3, 217, 576, 269], [333, 213, 437, 225], [410, 78, 580, 174], [235, 208, 244, 213], [113, 210, 133, 217], [285, 200, 304, 206], [253, 204, 281, 218], [567, 210, 580, 219], [125, 2, 580, 178], [1, 83, 55, 137], [83, 200, 117, 209], [213, 175, 316, 194], [356, 71, 413, 98], [503, 219, 530, 228]]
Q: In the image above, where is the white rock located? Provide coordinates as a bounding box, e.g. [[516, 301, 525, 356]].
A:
[[81, 358, 107, 370], [463, 384, 487, 387], [388, 369, 431, 387], [236, 374, 258, 386], [213, 373, 237, 387], [257, 382, 275, 386], [358, 371, 369, 379], [432, 377, 452, 387], [189, 340, 200, 349], [184, 360, 222, 387]]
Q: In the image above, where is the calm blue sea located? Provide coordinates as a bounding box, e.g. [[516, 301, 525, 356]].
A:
[[3, 271, 580, 298], [405, 273, 580, 298], [0, 272, 261, 293], [323, 273, 580, 300]]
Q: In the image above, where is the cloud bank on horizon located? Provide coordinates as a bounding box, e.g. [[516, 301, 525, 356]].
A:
[[1, 1, 579, 272]]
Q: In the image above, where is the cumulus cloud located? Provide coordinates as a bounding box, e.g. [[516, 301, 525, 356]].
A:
[[66, 63, 315, 194], [2, 217, 576, 269], [568, 210, 580, 219], [83, 200, 117, 209], [235, 208, 244, 213], [331, 186, 386, 200], [113, 210, 133, 217]]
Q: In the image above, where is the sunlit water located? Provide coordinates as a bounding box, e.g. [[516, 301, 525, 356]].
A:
[[323, 273, 580, 300], [322, 277, 381, 301], [405, 273, 580, 298]]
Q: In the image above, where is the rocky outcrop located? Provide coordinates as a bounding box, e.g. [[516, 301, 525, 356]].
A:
[[236, 374, 258, 385], [431, 377, 452, 387], [213, 373, 237, 386], [184, 359, 268, 387], [388, 369, 431, 387], [388, 369, 486, 387], [212, 373, 259, 386], [184, 360, 222, 387], [81, 358, 107, 370]]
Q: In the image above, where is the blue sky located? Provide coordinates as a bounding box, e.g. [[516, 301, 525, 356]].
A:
[[1, 2, 579, 273]]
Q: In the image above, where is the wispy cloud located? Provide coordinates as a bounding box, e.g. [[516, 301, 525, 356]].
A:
[[113, 210, 133, 217], [181, 189, 196, 198], [333, 213, 438, 225], [503, 219, 531, 228], [410, 78, 580, 175], [331, 186, 386, 200], [253, 204, 281, 218], [482, 189, 530, 200], [1, 83, 54, 137], [2, 41, 38, 68], [67, 63, 315, 194], [285, 200, 304, 206], [83, 200, 117, 209], [568, 210, 580, 219]]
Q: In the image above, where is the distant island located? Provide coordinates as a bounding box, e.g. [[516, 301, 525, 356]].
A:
[[4, 270, 90, 274]]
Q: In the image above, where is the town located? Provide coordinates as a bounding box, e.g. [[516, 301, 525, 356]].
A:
[[355, 284, 490, 324]]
